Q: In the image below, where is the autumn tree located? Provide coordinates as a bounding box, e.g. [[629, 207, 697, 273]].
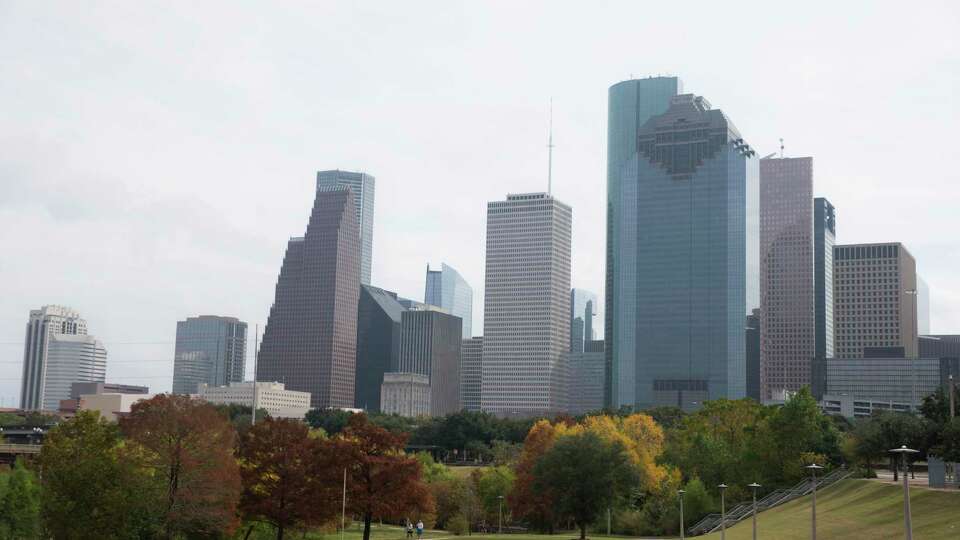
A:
[[239, 417, 339, 540], [534, 431, 638, 540], [39, 410, 161, 539], [120, 394, 242, 539], [508, 420, 565, 532], [335, 414, 433, 540]]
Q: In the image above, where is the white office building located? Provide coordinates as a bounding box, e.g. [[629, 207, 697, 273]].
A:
[[20, 305, 107, 411], [380, 372, 431, 417], [196, 381, 311, 419]]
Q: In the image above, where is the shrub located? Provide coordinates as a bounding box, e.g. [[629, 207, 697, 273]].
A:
[[447, 514, 469, 535]]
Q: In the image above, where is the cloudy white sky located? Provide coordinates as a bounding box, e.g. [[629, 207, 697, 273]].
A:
[[2, 1, 958, 405]]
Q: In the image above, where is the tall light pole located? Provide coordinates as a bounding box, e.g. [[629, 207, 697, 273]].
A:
[[748, 482, 761, 540], [497, 495, 504, 534], [678, 489, 686, 540], [806, 464, 823, 540], [718, 483, 728, 540], [891, 445, 919, 540]]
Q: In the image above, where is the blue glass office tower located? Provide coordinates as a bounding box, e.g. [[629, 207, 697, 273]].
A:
[[605, 76, 682, 408], [607, 90, 759, 411], [424, 263, 473, 338], [813, 198, 836, 360]]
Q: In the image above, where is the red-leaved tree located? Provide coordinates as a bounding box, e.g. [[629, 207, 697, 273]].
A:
[[120, 394, 242, 539]]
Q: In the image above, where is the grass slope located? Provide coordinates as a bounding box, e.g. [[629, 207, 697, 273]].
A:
[[701, 479, 960, 539]]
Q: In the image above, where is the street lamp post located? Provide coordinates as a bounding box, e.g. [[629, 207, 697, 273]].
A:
[[497, 495, 504, 534], [806, 464, 823, 540], [891, 445, 919, 540], [718, 483, 728, 540], [748, 482, 761, 540], [678, 489, 685, 540]]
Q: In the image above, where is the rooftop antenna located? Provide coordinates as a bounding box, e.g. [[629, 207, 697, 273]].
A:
[[547, 98, 555, 195], [779, 138, 784, 158]]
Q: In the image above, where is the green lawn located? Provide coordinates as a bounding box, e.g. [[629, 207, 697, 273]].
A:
[[701, 479, 960, 539]]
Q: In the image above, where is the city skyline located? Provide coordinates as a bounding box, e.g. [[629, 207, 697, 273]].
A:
[[2, 2, 959, 405]]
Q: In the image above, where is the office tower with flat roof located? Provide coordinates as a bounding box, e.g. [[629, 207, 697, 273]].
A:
[[746, 308, 761, 401], [814, 198, 836, 361], [920, 334, 960, 359], [424, 263, 474, 338], [610, 93, 759, 411], [460, 336, 483, 412], [570, 289, 597, 353], [20, 305, 107, 410], [355, 285, 405, 411], [317, 170, 375, 285], [482, 192, 572, 416], [606, 76, 682, 409], [834, 243, 917, 359], [759, 157, 814, 402], [569, 340, 605, 415], [396, 308, 462, 416], [172, 316, 247, 395], [257, 187, 361, 409]]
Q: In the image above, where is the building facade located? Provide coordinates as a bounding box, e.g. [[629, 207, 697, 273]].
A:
[[70, 382, 148, 399], [172, 316, 247, 395], [759, 157, 814, 402], [380, 372, 431, 417], [606, 76, 683, 409], [920, 335, 960, 359], [814, 198, 836, 360], [833, 243, 917, 358], [78, 392, 153, 422], [746, 308, 761, 401], [424, 263, 474, 338], [460, 337, 483, 412], [812, 356, 949, 417], [20, 306, 107, 411], [355, 285, 404, 411], [607, 92, 759, 411], [197, 381, 311, 419], [397, 308, 462, 416], [569, 340, 605, 415], [570, 288, 597, 353], [257, 186, 361, 409], [317, 170, 375, 285], [482, 192, 572, 416]]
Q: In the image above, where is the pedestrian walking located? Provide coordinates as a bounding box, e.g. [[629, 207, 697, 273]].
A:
[[416, 520, 424, 540], [406, 521, 414, 539]]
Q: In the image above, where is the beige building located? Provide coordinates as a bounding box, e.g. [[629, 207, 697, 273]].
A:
[[380, 372, 430, 417], [834, 243, 918, 358], [79, 392, 154, 421], [196, 381, 311, 419]]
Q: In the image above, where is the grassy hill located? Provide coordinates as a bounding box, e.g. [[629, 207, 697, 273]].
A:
[[701, 479, 960, 539]]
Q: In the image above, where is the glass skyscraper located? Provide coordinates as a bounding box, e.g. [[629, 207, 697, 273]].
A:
[[607, 89, 759, 411], [814, 198, 836, 361], [172, 316, 247, 395], [570, 288, 597, 353], [317, 170, 375, 285], [424, 262, 473, 338]]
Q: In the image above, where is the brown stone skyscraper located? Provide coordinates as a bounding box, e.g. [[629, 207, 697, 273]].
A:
[[257, 186, 361, 408], [759, 157, 814, 402]]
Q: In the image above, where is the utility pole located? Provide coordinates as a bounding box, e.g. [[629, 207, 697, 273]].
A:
[[547, 98, 555, 195], [950, 374, 956, 419], [251, 324, 259, 426]]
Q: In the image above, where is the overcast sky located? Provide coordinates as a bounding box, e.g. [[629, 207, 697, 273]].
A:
[[2, 1, 958, 405]]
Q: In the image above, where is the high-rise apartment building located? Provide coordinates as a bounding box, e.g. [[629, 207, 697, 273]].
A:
[[814, 198, 836, 360], [759, 157, 814, 402], [570, 289, 597, 353], [317, 170, 375, 285], [460, 337, 483, 412], [834, 243, 917, 358], [424, 263, 474, 338], [257, 187, 361, 408], [355, 285, 404, 411], [172, 316, 247, 395], [396, 308, 462, 416], [20, 305, 107, 410], [606, 90, 759, 411], [482, 192, 572, 416], [606, 76, 682, 409]]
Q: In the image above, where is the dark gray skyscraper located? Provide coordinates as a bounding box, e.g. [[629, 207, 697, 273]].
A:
[[257, 186, 361, 409], [605, 76, 682, 408], [172, 316, 247, 395], [424, 262, 473, 338], [460, 337, 483, 412], [607, 90, 759, 411], [814, 198, 836, 360], [397, 308, 462, 416], [317, 170, 375, 285], [355, 285, 404, 411]]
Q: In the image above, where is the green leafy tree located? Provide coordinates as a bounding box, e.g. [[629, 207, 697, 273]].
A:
[[931, 417, 960, 462], [680, 476, 714, 528], [305, 408, 355, 435], [0, 459, 40, 539], [0, 412, 24, 427], [533, 431, 638, 540], [474, 466, 515, 528], [758, 388, 842, 486], [415, 452, 452, 482]]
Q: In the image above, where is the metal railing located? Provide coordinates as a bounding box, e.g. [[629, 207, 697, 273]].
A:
[[0, 443, 42, 454]]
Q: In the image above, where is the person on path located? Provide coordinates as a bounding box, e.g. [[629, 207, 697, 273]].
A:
[[416, 520, 424, 540], [406, 521, 414, 539]]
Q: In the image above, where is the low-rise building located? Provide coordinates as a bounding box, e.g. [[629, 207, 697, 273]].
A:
[[196, 381, 311, 419], [79, 392, 154, 421], [380, 372, 430, 417]]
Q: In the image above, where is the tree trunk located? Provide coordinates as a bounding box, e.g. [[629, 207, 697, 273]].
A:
[[243, 525, 255, 540], [363, 513, 373, 540], [892, 457, 899, 481], [277, 524, 285, 540], [579, 522, 586, 540]]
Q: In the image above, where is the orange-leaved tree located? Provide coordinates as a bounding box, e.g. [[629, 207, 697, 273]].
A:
[[239, 417, 339, 540], [120, 394, 242, 539], [335, 414, 433, 540], [508, 419, 577, 533]]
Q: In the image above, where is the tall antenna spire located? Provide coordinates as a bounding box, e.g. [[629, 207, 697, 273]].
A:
[[547, 98, 555, 195], [779, 138, 784, 158]]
